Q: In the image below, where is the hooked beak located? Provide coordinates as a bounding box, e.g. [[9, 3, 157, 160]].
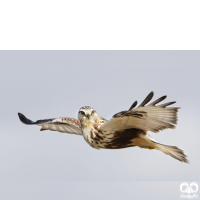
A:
[[86, 112, 90, 119]]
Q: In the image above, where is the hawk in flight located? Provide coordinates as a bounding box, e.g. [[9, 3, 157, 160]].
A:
[[18, 92, 188, 163]]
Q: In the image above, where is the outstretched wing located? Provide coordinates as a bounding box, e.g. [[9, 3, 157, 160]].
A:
[[18, 113, 82, 135], [100, 91, 179, 134]]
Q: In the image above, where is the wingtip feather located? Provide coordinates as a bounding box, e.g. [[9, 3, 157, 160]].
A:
[[138, 91, 154, 107], [18, 112, 33, 125], [128, 101, 138, 111]]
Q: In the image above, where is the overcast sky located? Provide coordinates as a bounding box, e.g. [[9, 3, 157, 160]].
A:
[[0, 51, 199, 200]]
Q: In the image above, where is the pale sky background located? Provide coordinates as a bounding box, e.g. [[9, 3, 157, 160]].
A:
[[0, 51, 199, 200]]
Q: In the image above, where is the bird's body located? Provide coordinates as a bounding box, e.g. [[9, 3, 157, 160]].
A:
[[18, 92, 189, 163], [78, 106, 107, 148]]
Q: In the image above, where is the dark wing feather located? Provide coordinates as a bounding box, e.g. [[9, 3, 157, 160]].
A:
[[138, 91, 154, 107], [128, 101, 137, 111], [18, 113, 82, 135]]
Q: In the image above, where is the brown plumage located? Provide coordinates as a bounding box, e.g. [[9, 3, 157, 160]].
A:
[[18, 92, 189, 163]]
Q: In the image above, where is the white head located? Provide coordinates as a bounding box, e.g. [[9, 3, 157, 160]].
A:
[[78, 106, 99, 123]]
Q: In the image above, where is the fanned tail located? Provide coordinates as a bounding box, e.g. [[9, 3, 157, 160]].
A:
[[136, 134, 189, 163], [154, 142, 189, 163]]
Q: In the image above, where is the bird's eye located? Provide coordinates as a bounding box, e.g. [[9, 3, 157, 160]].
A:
[[79, 111, 85, 115], [91, 110, 95, 115]]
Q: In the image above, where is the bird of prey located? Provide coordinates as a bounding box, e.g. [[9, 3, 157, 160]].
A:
[[18, 92, 188, 163]]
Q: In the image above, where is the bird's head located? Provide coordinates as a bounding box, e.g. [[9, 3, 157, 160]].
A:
[[78, 106, 99, 123]]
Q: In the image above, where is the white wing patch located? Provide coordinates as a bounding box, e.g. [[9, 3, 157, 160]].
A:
[[40, 118, 82, 135]]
